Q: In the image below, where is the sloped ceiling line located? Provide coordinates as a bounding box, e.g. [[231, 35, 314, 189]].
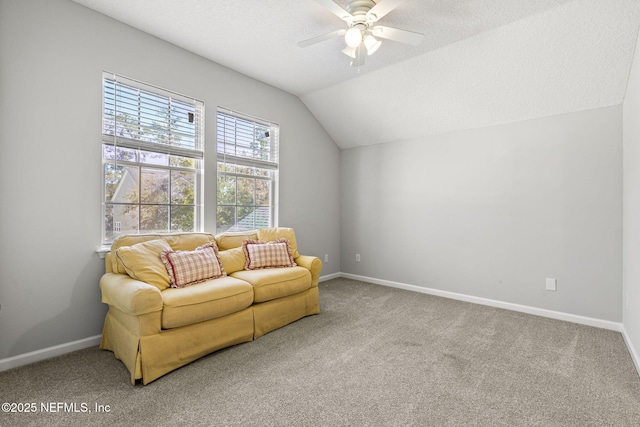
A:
[[302, 0, 640, 148], [72, 0, 640, 149]]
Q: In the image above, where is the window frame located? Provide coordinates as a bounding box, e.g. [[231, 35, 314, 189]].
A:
[[216, 108, 279, 233], [101, 72, 205, 244]]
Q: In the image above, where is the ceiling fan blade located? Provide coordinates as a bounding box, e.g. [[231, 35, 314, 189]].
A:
[[370, 25, 424, 46], [298, 29, 346, 48], [366, 0, 405, 22], [313, 0, 353, 22]]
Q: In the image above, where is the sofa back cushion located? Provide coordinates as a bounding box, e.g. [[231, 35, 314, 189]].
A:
[[215, 231, 258, 251], [215, 228, 300, 274], [110, 232, 216, 274], [217, 247, 246, 275], [257, 227, 300, 259]]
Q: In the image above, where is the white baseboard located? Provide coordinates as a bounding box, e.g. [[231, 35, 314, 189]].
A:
[[319, 272, 342, 282], [339, 273, 623, 332], [622, 326, 640, 377], [0, 335, 102, 373]]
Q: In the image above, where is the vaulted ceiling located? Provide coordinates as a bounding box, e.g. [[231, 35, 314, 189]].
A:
[[72, 0, 640, 149]]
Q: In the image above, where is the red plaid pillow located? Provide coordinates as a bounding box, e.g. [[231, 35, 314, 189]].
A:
[[161, 243, 226, 288], [242, 238, 296, 270]]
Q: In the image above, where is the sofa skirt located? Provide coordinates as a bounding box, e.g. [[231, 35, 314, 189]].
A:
[[252, 287, 320, 339], [101, 306, 254, 384]]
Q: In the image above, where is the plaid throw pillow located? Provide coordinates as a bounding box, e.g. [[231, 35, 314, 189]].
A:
[[242, 238, 296, 270], [161, 243, 226, 288]]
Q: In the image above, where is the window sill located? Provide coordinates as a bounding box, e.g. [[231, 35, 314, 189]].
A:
[[96, 247, 110, 259]]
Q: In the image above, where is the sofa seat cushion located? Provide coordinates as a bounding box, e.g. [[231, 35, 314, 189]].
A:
[[161, 276, 254, 329], [231, 266, 311, 303]]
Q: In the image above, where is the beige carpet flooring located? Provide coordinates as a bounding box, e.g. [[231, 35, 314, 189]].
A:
[[1, 278, 639, 426]]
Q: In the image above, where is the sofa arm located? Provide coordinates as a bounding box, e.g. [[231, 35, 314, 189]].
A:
[[295, 255, 322, 287], [105, 252, 113, 273], [100, 273, 163, 315]]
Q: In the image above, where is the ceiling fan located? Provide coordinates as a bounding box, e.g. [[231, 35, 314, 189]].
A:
[[299, 0, 424, 68]]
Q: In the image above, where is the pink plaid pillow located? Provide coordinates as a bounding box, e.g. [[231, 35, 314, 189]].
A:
[[161, 243, 226, 288], [242, 238, 296, 270]]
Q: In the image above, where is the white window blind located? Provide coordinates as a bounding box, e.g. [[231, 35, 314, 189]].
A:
[[216, 108, 279, 232], [103, 73, 204, 158], [216, 108, 278, 170]]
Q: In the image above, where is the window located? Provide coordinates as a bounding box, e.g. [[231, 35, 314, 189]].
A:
[[102, 73, 204, 243], [216, 108, 279, 233]]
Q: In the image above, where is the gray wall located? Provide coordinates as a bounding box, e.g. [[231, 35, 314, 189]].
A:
[[0, 0, 340, 359], [341, 106, 623, 322], [0, 0, 632, 365], [623, 27, 640, 367]]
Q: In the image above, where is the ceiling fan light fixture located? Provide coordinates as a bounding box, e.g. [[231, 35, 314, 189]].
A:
[[342, 46, 357, 58], [364, 34, 381, 55], [344, 25, 364, 48]]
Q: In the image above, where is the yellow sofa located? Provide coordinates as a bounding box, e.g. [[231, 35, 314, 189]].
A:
[[99, 227, 322, 384]]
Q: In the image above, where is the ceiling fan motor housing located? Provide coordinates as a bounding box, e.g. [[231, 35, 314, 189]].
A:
[[346, 0, 378, 26]]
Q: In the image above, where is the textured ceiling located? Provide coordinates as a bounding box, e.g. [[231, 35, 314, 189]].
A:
[[72, 0, 640, 148]]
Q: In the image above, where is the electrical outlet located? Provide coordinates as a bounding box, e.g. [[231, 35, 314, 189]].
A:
[[546, 278, 557, 291], [324, 254, 329, 263], [356, 254, 361, 262]]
